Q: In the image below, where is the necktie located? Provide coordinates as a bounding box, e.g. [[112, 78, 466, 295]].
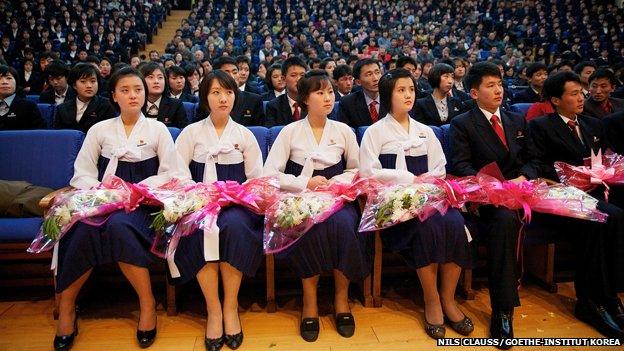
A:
[[601, 99, 613, 115], [0, 100, 8, 115], [490, 115, 507, 149], [292, 102, 300, 121], [567, 119, 582, 141], [369, 101, 379, 123], [147, 104, 159, 116]]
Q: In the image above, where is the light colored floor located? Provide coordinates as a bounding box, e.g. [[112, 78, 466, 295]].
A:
[[0, 282, 622, 351]]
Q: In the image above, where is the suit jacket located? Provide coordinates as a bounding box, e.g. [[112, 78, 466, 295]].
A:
[[583, 97, 624, 119], [0, 96, 46, 130], [413, 94, 468, 126], [170, 91, 198, 103], [449, 107, 541, 180], [603, 110, 624, 154], [141, 95, 188, 128], [512, 86, 541, 104], [231, 90, 264, 126], [451, 87, 471, 102], [262, 90, 278, 102], [54, 96, 116, 133], [243, 83, 262, 95], [265, 94, 307, 127], [19, 71, 43, 95], [337, 90, 388, 128], [528, 113, 608, 181], [39, 86, 76, 105]]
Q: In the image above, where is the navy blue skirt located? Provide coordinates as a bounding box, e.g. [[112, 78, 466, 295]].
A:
[[56, 157, 160, 293], [379, 154, 472, 269], [275, 160, 370, 282], [171, 162, 265, 284]]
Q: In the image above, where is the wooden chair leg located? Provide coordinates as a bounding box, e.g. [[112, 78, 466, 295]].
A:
[[372, 231, 383, 307], [53, 273, 59, 320], [524, 243, 558, 293], [266, 254, 276, 313], [459, 268, 475, 300], [359, 274, 374, 307], [165, 273, 178, 316]]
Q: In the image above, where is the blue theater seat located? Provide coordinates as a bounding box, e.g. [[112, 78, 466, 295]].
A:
[[182, 102, 197, 124], [268, 125, 284, 151], [248, 126, 269, 161], [26, 95, 39, 103], [168, 127, 181, 141], [37, 103, 56, 128], [510, 103, 532, 117]]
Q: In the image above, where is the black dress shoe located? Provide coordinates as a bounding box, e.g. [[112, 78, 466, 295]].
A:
[[335, 313, 355, 338], [444, 314, 475, 336], [224, 311, 244, 349], [137, 316, 157, 349], [53, 317, 78, 351], [605, 297, 624, 329], [575, 299, 624, 340], [204, 335, 225, 351], [490, 309, 514, 350], [300, 317, 320, 342]]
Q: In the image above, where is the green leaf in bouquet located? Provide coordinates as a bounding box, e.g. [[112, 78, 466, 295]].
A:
[[42, 216, 61, 241], [150, 210, 168, 233]]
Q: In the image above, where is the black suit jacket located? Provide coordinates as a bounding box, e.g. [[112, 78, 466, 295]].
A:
[[451, 87, 472, 102], [528, 113, 608, 181], [265, 94, 307, 127], [243, 83, 262, 95], [449, 107, 541, 180], [231, 90, 264, 126], [337, 90, 388, 128], [39, 86, 76, 105], [142, 95, 188, 128], [20, 71, 43, 95], [583, 97, 624, 119], [603, 111, 624, 154], [261, 90, 278, 102], [512, 86, 541, 104], [170, 91, 198, 103], [54, 96, 116, 133], [413, 95, 468, 126], [0, 96, 46, 130]]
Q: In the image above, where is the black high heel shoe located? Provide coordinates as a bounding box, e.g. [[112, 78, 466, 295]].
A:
[[53, 315, 78, 351], [137, 314, 157, 348], [224, 312, 244, 350], [204, 334, 225, 351]]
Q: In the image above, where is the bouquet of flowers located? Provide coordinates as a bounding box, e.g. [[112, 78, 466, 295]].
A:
[[28, 175, 138, 254], [555, 150, 624, 201], [238, 177, 281, 214]]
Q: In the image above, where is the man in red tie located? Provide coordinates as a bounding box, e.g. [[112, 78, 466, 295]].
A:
[[337, 58, 385, 128], [528, 71, 624, 340], [583, 68, 624, 119], [265, 56, 309, 127], [449, 62, 542, 349]]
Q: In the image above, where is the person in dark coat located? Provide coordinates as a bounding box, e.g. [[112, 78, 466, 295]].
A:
[[39, 60, 76, 105], [337, 58, 386, 128], [0, 65, 45, 130], [512, 62, 547, 104], [413, 63, 468, 126], [139, 62, 188, 128], [265, 56, 309, 127]]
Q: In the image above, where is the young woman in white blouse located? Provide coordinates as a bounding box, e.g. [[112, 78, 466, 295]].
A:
[[53, 67, 189, 350], [263, 70, 368, 342], [359, 68, 473, 340], [171, 70, 264, 351]]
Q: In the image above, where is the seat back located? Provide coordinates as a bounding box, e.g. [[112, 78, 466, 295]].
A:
[[268, 125, 284, 151], [182, 102, 197, 124], [168, 127, 181, 141], [0, 130, 84, 189], [26, 95, 39, 103], [248, 126, 269, 161], [510, 103, 532, 117], [37, 103, 56, 128]]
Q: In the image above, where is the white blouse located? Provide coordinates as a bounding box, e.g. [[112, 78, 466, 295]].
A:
[[263, 118, 360, 192], [359, 114, 446, 184]]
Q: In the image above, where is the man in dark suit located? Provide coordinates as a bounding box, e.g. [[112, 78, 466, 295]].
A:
[[265, 56, 309, 127], [261, 63, 286, 102], [139, 62, 188, 128], [211, 56, 265, 126], [512, 62, 547, 104], [0, 65, 45, 130], [413, 63, 468, 126], [166, 66, 198, 103], [236, 55, 263, 95], [396, 56, 430, 100], [338, 58, 386, 128], [528, 71, 624, 339], [604, 110, 624, 154], [54, 63, 115, 133], [333, 64, 354, 100], [583, 68, 624, 119], [450, 62, 543, 349], [39, 60, 76, 105]]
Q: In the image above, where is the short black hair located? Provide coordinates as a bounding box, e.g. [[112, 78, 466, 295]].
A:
[[438, 58, 456, 68], [319, 58, 335, 70], [543, 71, 581, 101], [46, 60, 70, 78], [198, 70, 239, 116], [296, 69, 333, 110], [463, 61, 502, 91], [68, 63, 101, 86], [526, 62, 548, 78], [428, 63, 455, 89], [378, 68, 417, 113], [307, 57, 321, 68], [353, 58, 380, 79], [265, 63, 283, 90], [212, 56, 237, 70], [183, 63, 200, 77], [396, 56, 417, 69], [0, 65, 20, 93], [282, 56, 308, 75], [108, 66, 148, 111], [235, 55, 251, 67], [166, 65, 186, 78], [574, 61, 596, 74], [333, 64, 352, 80], [85, 55, 101, 65], [589, 68, 617, 86]]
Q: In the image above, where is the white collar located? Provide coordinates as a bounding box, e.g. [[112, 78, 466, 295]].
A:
[[478, 106, 502, 124], [363, 91, 380, 107], [1, 93, 16, 107], [558, 113, 579, 124], [287, 94, 298, 108], [76, 97, 90, 109], [148, 96, 162, 109], [55, 86, 69, 98], [239, 83, 246, 91]]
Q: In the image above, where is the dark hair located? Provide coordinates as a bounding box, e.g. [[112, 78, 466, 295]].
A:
[[438, 58, 456, 68], [198, 70, 239, 116], [235, 55, 251, 67], [543, 71, 581, 101], [212, 56, 237, 70], [46, 60, 70, 78], [333, 64, 352, 80], [378, 68, 417, 113], [108, 66, 147, 111], [428, 63, 455, 89], [296, 69, 333, 109], [463, 61, 502, 91], [68, 63, 101, 86], [282, 56, 308, 75], [166, 65, 186, 78], [139, 61, 166, 78], [574, 61, 596, 74], [265, 63, 283, 89], [526, 62, 548, 78], [396, 56, 417, 69], [183, 63, 200, 77], [319, 58, 335, 70], [353, 58, 380, 79], [0, 65, 20, 94], [307, 57, 321, 68], [85, 55, 101, 64], [589, 68, 617, 86]]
